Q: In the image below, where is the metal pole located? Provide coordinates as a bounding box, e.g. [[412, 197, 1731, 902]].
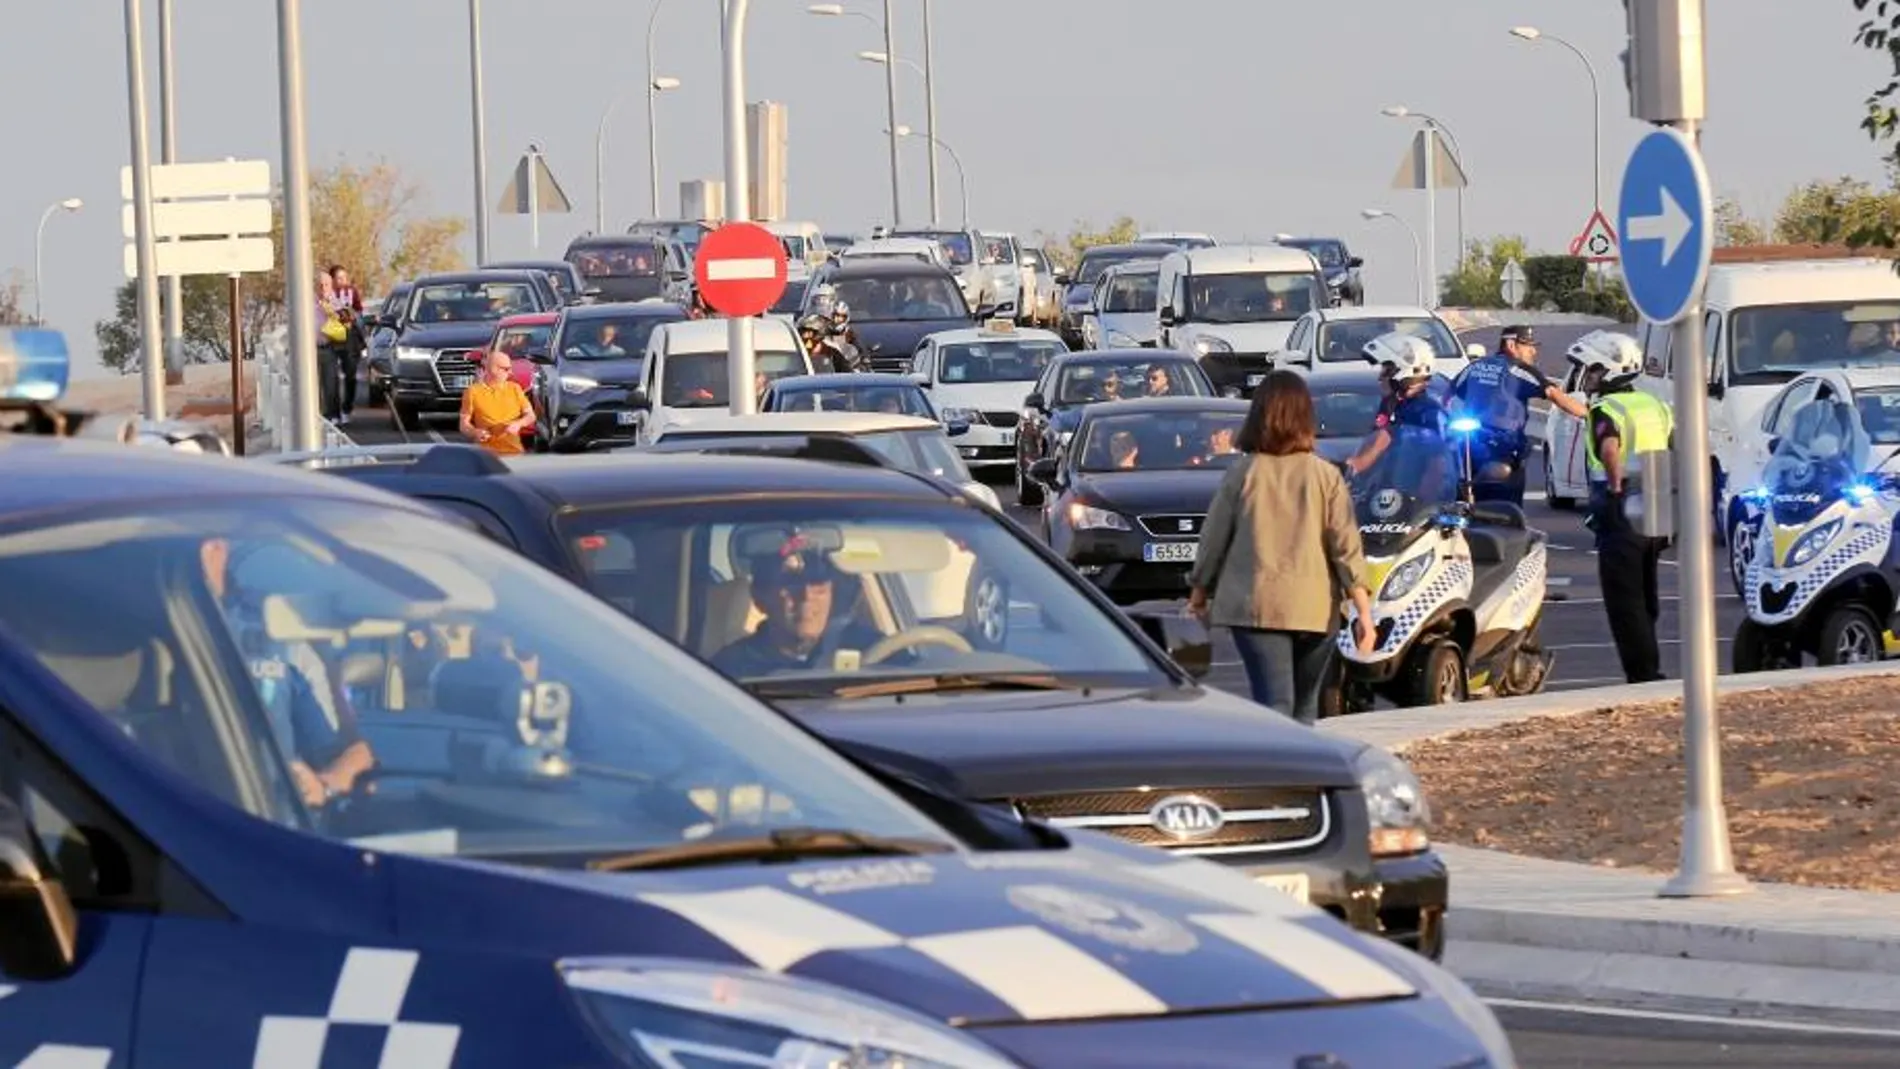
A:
[[229, 275, 246, 455], [529, 147, 540, 252], [1661, 116, 1749, 898], [1422, 126, 1438, 308], [124, 0, 166, 419], [595, 96, 615, 233], [277, 0, 320, 451], [468, 0, 490, 263], [722, 0, 757, 416], [921, 0, 941, 227], [33, 207, 55, 325], [158, 0, 184, 385], [880, 0, 902, 226], [647, 0, 670, 221], [1399, 219, 1425, 306], [935, 137, 969, 229]]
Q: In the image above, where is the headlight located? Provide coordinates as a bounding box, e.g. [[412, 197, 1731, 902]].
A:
[[1192, 335, 1234, 356], [1787, 518, 1842, 566], [940, 405, 983, 425], [1378, 551, 1434, 602], [560, 959, 1018, 1069], [1352, 745, 1431, 857], [1067, 502, 1131, 531], [560, 374, 601, 391], [1106, 330, 1142, 348], [395, 346, 433, 362]]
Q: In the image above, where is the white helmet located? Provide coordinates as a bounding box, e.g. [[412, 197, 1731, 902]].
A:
[[1362, 331, 1436, 383], [1566, 330, 1644, 391]]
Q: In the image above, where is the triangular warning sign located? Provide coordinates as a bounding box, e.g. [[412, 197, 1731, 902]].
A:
[[1389, 129, 1468, 191], [497, 152, 573, 215], [1569, 209, 1618, 262]]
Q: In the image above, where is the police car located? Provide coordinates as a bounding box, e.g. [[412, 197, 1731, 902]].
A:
[[0, 343, 1515, 1067], [909, 321, 1068, 470]]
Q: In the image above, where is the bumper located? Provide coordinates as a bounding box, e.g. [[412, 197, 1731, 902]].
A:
[[1063, 528, 1197, 604], [390, 372, 462, 412], [548, 403, 644, 453], [953, 425, 1017, 468]]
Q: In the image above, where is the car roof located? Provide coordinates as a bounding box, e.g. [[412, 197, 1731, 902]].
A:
[[655, 317, 800, 351], [498, 312, 560, 326], [1078, 243, 1178, 260], [561, 300, 686, 320], [843, 238, 940, 254], [565, 234, 665, 250], [0, 437, 440, 519], [1172, 245, 1320, 272], [484, 260, 576, 272], [772, 373, 923, 390], [493, 451, 956, 507], [1053, 348, 1200, 366], [1076, 396, 1253, 418], [1312, 304, 1440, 322], [413, 270, 542, 286], [657, 411, 939, 436], [923, 325, 1065, 345], [1703, 258, 1900, 309], [824, 259, 958, 280]]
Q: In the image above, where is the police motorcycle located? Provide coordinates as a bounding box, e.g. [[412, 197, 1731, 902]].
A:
[[1730, 394, 1900, 670], [1325, 414, 1553, 713]]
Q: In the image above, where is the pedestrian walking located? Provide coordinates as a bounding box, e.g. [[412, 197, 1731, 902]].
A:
[[327, 265, 366, 424], [459, 349, 534, 456], [316, 273, 348, 422], [1571, 330, 1675, 683], [1187, 370, 1376, 723]]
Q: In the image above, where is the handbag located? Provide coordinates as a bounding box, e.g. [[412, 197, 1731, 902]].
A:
[[320, 315, 348, 344]]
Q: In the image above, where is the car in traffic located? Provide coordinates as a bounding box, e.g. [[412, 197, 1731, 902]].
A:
[[1275, 305, 1480, 381], [359, 280, 413, 406], [294, 443, 1456, 965], [977, 231, 1025, 320], [1156, 244, 1328, 396], [1013, 350, 1217, 506], [836, 236, 953, 271], [760, 371, 944, 423], [625, 317, 812, 445], [368, 270, 554, 430], [1030, 396, 1251, 605], [800, 259, 977, 373], [1081, 259, 1162, 350], [767, 220, 829, 271], [483, 259, 591, 305], [1056, 242, 1179, 348], [892, 227, 995, 314], [1020, 245, 1059, 326], [1275, 236, 1365, 306], [1304, 363, 1397, 465], [909, 321, 1068, 472], [1136, 231, 1219, 250], [562, 233, 672, 302], [531, 300, 688, 453]]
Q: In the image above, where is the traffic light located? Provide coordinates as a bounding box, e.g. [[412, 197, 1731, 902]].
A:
[[1623, 0, 1707, 125]]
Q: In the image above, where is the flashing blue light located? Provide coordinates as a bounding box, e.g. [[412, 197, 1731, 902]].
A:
[[1846, 481, 1877, 505], [0, 328, 70, 403], [1448, 416, 1481, 434], [1741, 486, 1772, 503]]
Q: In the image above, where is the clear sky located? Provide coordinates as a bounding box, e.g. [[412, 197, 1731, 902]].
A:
[[3, 0, 1889, 377]]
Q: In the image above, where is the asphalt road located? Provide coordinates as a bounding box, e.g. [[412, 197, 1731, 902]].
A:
[[1493, 1002, 1900, 1067]]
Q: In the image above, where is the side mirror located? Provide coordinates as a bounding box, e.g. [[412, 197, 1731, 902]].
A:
[[973, 304, 998, 321], [1029, 457, 1060, 486], [946, 419, 972, 437], [0, 801, 79, 980], [1024, 392, 1046, 412], [627, 389, 651, 411], [1348, 256, 1365, 268], [1053, 271, 1071, 286], [1126, 605, 1213, 680], [1465, 343, 1487, 359], [1709, 380, 1726, 399], [1158, 306, 1177, 328]]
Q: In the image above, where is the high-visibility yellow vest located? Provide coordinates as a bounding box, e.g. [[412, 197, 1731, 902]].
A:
[[1585, 390, 1674, 484]]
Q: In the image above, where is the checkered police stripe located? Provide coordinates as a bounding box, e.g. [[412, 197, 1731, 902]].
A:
[[0, 990, 112, 1069], [252, 948, 460, 1069]]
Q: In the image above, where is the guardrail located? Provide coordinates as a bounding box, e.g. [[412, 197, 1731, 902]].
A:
[[253, 334, 355, 452]]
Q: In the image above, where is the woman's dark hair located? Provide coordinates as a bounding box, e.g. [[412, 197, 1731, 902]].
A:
[[1238, 370, 1316, 456]]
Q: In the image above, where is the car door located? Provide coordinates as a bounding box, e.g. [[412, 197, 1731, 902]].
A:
[[1282, 315, 1316, 369], [1549, 362, 1590, 496], [636, 334, 665, 444]]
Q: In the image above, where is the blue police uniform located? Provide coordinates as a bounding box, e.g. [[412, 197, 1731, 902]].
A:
[[1451, 353, 1554, 505], [224, 597, 362, 772]]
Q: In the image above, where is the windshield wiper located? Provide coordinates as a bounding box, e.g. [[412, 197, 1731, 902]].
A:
[[746, 671, 1077, 701], [586, 827, 952, 873]]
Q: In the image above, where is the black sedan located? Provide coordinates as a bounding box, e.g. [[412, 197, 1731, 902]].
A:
[[800, 259, 980, 373], [1014, 350, 1216, 507], [531, 300, 686, 452], [1303, 363, 1387, 464], [302, 444, 1448, 959], [1032, 396, 1250, 604]]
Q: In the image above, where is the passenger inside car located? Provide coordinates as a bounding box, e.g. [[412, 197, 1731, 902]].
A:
[[710, 533, 890, 677]]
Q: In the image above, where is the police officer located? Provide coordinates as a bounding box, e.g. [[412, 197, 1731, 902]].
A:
[[1343, 332, 1448, 479], [1571, 330, 1675, 684], [709, 534, 893, 678], [1451, 324, 1589, 506]]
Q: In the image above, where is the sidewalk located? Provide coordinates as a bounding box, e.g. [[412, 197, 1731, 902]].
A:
[[1321, 661, 1900, 1022]]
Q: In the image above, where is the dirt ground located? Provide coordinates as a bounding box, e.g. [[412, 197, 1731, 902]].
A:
[[1405, 677, 1900, 892]]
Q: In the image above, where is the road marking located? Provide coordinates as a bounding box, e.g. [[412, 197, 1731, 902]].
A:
[[1483, 997, 1900, 1038], [1548, 637, 1733, 650], [427, 428, 446, 443], [1546, 576, 1572, 588], [1546, 593, 1738, 607], [705, 257, 780, 281]]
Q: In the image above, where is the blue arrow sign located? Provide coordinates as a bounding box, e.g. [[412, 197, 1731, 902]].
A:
[[1617, 127, 1714, 325]]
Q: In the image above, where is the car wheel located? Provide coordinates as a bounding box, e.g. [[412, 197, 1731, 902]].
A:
[[1818, 606, 1884, 666], [1544, 448, 1575, 510], [1726, 511, 1755, 599], [1015, 461, 1044, 508], [965, 568, 1009, 650], [1405, 641, 1466, 707]]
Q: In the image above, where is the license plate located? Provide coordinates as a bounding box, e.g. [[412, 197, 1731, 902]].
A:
[[1255, 872, 1310, 903], [444, 375, 473, 389], [960, 447, 980, 459], [616, 410, 639, 425], [999, 430, 1015, 446], [1142, 542, 1198, 563], [1246, 373, 1266, 387]]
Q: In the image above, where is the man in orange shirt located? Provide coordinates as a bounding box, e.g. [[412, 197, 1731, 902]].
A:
[[459, 349, 534, 455]]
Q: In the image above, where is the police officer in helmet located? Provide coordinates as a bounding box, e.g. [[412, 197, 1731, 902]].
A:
[[1343, 332, 1447, 479], [1451, 325, 1589, 506], [1574, 330, 1675, 683]]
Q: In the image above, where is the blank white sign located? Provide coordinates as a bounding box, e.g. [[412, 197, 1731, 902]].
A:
[[123, 236, 276, 278]]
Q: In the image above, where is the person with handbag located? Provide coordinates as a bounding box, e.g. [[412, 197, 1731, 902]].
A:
[[316, 274, 349, 422], [328, 265, 367, 424]]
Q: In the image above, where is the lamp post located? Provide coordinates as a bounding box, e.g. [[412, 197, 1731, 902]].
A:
[[597, 75, 680, 232], [468, 0, 490, 262], [1511, 26, 1604, 219], [1362, 208, 1425, 307], [721, 0, 757, 415], [1381, 105, 1466, 270], [810, 2, 931, 228], [894, 125, 966, 227], [646, 0, 676, 220], [33, 198, 83, 326], [158, 0, 182, 382], [122, 0, 165, 418]]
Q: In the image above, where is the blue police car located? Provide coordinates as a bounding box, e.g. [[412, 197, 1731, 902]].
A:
[[0, 344, 1514, 1067]]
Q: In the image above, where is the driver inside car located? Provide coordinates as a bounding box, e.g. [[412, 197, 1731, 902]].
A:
[[710, 534, 899, 678]]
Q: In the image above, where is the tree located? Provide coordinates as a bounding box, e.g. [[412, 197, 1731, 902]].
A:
[[1848, 2, 1900, 246], [1714, 195, 1768, 247], [1769, 176, 1900, 244], [95, 275, 275, 374], [0, 272, 28, 326], [1036, 216, 1140, 272], [1438, 235, 1531, 307]]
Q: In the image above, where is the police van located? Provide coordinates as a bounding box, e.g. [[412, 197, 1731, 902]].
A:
[[0, 336, 1515, 1066]]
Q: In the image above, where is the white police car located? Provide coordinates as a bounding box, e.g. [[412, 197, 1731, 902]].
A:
[[0, 338, 1514, 1069]]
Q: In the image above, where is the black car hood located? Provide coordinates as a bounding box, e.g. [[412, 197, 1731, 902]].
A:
[[1315, 436, 1359, 463], [398, 321, 505, 349], [791, 686, 1362, 799], [1074, 467, 1229, 516], [852, 317, 973, 359], [588, 276, 664, 301], [557, 355, 643, 386]]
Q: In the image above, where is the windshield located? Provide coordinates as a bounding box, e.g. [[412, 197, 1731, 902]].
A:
[[0, 500, 948, 863], [1100, 271, 1159, 313], [1856, 386, 1900, 444], [1054, 359, 1211, 405], [1730, 301, 1900, 385], [568, 245, 664, 280], [663, 349, 807, 408], [1314, 383, 1385, 438], [1352, 425, 1460, 539], [1317, 317, 1459, 361], [898, 231, 973, 266], [771, 279, 809, 315], [853, 429, 975, 482], [1284, 240, 1346, 269], [779, 235, 810, 261], [1762, 393, 1875, 523], [938, 340, 1064, 383], [981, 236, 1016, 264], [1075, 251, 1151, 286], [1187, 271, 1321, 324], [557, 313, 682, 360], [492, 322, 553, 356], [409, 281, 539, 324], [1076, 409, 1244, 472], [769, 382, 935, 419], [831, 276, 967, 321], [553, 500, 1167, 692]]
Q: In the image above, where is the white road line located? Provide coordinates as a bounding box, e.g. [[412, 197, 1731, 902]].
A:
[[1483, 997, 1900, 1038], [1548, 637, 1733, 650], [1546, 576, 1572, 587], [1548, 593, 1739, 606], [705, 257, 779, 281], [427, 428, 447, 443]]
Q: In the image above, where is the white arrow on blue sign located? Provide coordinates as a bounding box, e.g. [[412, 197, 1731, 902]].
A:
[[1616, 127, 1714, 326]]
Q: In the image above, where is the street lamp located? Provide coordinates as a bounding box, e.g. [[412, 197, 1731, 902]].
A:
[[645, 0, 677, 220], [1380, 104, 1467, 268], [1510, 26, 1605, 218], [1362, 208, 1426, 308], [894, 125, 967, 228], [468, 0, 489, 263], [810, 1, 938, 228], [32, 198, 83, 325], [596, 74, 680, 231]]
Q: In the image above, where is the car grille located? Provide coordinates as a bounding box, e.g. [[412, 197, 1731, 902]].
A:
[[868, 355, 911, 374], [982, 410, 1018, 428], [432, 349, 480, 391], [1138, 513, 1205, 538], [1012, 786, 1330, 855]]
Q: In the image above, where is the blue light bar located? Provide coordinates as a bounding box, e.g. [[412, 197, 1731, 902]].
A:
[[0, 328, 70, 403], [1447, 416, 1481, 434], [1846, 481, 1877, 505]]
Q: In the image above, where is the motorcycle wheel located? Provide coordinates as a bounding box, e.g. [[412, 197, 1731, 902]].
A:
[[1405, 641, 1467, 707], [1817, 607, 1884, 666]]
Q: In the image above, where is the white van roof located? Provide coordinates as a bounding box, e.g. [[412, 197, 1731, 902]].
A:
[[656, 318, 800, 354], [764, 221, 819, 236], [1705, 258, 1900, 309], [1168, 244, 1320, 274]]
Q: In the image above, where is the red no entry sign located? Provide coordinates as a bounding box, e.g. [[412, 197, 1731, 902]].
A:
[[693, 222, 789, 317]]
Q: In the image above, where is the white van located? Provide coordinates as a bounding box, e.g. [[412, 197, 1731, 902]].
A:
[[766, 221, 828, 271], [1155, 245, 1327, 395], [627, 318, 813, 445], [1636, 257, 1900, 534]]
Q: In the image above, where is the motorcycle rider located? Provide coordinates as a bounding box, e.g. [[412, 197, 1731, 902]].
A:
[[827, 301, 864, 372], [1573, 330, 1675, 684], [799, 314, 853, 373], [1343, 332, 1449, 481], [1451, 324, 1589, 506]]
